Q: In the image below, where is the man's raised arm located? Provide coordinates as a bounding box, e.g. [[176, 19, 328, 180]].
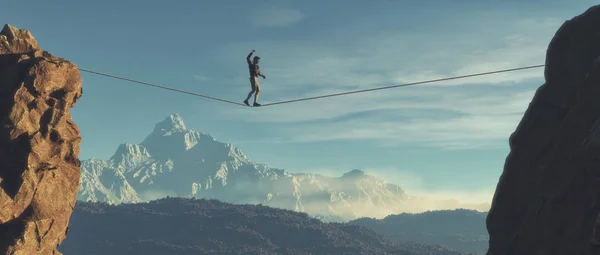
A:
[[246, 49, 255, 64]]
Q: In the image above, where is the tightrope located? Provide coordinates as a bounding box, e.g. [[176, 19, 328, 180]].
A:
[[78, 64, 545, 107]]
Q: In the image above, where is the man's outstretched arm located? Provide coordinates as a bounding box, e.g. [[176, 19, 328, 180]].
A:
[[256, 66, 266, 78], [246, 49, 255, 64]]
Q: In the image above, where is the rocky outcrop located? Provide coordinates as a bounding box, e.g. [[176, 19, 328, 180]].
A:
[[0, 24, 83, 254], [486, 5, 600, 255]]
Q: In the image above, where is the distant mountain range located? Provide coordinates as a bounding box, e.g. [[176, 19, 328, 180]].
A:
[[77, 114, 419, 219], [77, 113, 489, 221], [59, 198, 464, 255], [349, 209, 488, 255], [75, 113, 491, 254]]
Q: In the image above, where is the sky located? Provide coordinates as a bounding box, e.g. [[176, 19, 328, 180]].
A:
[[2, 0, 598, 209]]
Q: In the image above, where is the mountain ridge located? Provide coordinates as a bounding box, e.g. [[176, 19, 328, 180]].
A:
[[349, 209, 488, 254], [59, 197, 464, 255], [77, 113, 486, 220]]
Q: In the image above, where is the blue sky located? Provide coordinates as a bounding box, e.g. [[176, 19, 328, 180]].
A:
[[2, 1, 597, 207]]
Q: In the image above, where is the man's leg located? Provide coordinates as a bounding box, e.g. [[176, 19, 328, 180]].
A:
[[245, 90, 254, 101], [254, 86, 260, 103], [244, 77, 256, 106], [253, 78, 261, 106]]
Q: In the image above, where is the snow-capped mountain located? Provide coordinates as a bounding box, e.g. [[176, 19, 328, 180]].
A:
[[77, 114, 412, 220]]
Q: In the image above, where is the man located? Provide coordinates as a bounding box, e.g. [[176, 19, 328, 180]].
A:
[[244, 49, 266, 107]]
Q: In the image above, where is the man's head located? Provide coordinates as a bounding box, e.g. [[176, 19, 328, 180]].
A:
[[253, 56, 261, 64]]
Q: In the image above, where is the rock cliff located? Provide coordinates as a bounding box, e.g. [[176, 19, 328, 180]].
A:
[[486, 5, 600, 255], [0, 24, 82, 254]]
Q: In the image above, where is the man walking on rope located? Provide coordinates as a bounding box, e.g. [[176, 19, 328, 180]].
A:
[[244, 49, 266, 107]]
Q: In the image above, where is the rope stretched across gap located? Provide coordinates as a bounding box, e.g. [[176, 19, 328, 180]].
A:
[[78, 68, 246, 106], [260, 64, 545, 107], [78, 64, 545, 107]]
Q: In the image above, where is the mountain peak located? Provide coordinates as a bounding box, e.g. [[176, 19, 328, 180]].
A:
[[152, 113, 187, 135], [140, 114, 223, 159], [341, 169, 366, 178], [110, 143, 151, 167]]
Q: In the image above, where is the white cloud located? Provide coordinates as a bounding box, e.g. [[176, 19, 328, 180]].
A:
[[219, 17, 556, 93], [210, 17, 560, 150], [365, 167, 494, 213], [222, 88, 536, 150], [301, 167, 492, 216], [139, 189, 179, 201], [402, 191, 492, 214], [250, 8, 305, 28]]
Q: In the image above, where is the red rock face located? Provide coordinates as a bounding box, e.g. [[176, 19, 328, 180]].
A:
[[486, 5, 600, 255], [0, 24, 82, 254]]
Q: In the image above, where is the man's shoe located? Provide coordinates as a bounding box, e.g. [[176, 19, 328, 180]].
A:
[[243, 100, 250, 106], [253, 102, 261, 107]]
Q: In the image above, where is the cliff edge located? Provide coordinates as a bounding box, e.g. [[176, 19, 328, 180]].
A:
[[0, 24, 83, 254], [486, 5, 600, 255]]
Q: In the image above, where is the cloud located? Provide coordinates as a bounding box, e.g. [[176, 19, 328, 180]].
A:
[[250, 8, 305, 28], [219, 17, 556, 93], [223, 87, 536, 150], [296, 167, 492, 218], [402, 195, 492, 214], [139, 189, 179, 201], [358, 168, 493, 215], [209, 16, 561, 150]]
